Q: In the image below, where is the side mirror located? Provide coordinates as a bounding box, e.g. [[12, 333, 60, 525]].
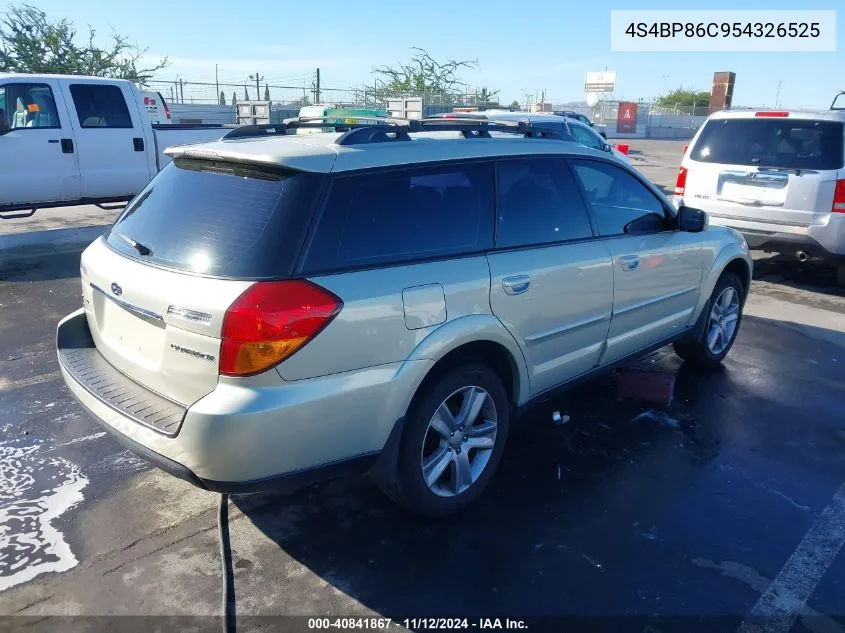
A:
[[678, 205, 709, 232], [0, 109, 9, 135], [602, 142, 613, 153]]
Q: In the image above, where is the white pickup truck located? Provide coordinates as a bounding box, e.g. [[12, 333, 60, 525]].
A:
[[0, 74, 230, 216]]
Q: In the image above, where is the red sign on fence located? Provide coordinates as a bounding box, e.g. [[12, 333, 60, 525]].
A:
[[617, 102, 638, 134]]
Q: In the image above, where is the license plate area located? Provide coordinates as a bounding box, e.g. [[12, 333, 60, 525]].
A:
[[92, 283, 166, 365], [718, 170, 788, 206]]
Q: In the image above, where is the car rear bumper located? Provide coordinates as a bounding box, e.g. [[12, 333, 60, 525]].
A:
[[736, 230, 845, 262], [705, 213, 845, 261], [57, 309, 430, 492]]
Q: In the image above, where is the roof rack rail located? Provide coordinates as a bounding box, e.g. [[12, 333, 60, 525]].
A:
[[222, 115, 400, 140], [221, 115, 573, 145], [334, 117, 572, 145]]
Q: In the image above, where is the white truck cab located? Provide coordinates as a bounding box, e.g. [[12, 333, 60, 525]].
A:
[[0, 74, 228, 215]]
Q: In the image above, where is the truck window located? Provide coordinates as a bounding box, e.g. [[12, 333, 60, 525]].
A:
[[0, 83, 61, 129], [69, 84, 133, 129]]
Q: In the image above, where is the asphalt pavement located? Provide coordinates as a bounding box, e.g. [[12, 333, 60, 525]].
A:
[[1, 139, 844, 633]]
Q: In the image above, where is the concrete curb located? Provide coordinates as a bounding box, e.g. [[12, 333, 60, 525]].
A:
[[0, 225, 107, 266]]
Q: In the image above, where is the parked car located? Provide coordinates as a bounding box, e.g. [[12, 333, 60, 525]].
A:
[[0, 74, 230, 215], [554, 110, 608, 139], [430, 110, 629, 164], [296, 104, 388, 134], [57, 118, 752, 516], [675, 107, 845, 284]]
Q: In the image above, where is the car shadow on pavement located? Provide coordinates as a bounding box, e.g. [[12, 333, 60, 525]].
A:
[[0, 249, 84, 283], [232, 314, 844, 624], [752, 252, 844, 298]]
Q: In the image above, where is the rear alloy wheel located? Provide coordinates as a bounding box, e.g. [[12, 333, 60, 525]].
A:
[[674, 272, 744, 367], [385, 364, 509, 517]]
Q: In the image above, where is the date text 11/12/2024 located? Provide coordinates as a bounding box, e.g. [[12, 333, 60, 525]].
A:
[[307, 618, 528, 630]]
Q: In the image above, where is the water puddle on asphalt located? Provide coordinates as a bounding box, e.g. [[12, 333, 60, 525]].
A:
[[0, 436, 88, 591]]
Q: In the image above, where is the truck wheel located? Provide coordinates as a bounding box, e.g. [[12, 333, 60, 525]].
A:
[[674, 272, 744, 367], [384, 364, 510, 517]]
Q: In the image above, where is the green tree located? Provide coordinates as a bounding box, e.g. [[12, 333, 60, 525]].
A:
[[508, 100, 521, 111], [243, 85, 249, 101], [231, 91, 237, 106], [0, 3, 168, 85], [219, 91, 226, 105], [656, 87, 711, 108], [263, 83, 270, 101], [369, 48, 487, 101]]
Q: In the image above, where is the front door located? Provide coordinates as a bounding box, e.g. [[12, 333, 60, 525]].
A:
[[569, 158, 704, 365], [59, 81, 153, 199], [486, 156, 614, 396], [0, 80, 80, 207]]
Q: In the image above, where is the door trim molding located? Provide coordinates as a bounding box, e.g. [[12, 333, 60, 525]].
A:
[[612, 285, 699, 317]]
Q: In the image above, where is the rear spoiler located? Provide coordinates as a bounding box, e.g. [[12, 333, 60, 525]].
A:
[[831, 91, 845, 110]]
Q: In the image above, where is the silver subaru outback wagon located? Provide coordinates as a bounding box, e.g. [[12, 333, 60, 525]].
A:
[[57, 118, 752, 516]]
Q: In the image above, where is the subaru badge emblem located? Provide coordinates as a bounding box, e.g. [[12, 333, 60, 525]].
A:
[[110, 282, 123, 297]]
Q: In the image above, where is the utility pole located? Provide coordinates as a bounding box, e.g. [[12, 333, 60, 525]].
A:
[[250, 73, 263, 101], [179, 78, 184, 103], [775, 80, 782, 108], [315, 68, 321, 104], [215, 64, 219, 102]]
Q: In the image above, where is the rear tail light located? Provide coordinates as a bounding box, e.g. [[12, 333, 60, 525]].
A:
[[755, 111, 789, 117], [163, 101, 172, 120], [833, 179, 845, 213], [220, 281, 342, 377], [674, 166, 688, 196], [682, 145, 688, 154]]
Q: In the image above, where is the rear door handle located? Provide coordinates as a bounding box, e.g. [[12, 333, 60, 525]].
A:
[[502, 275, 531, 295], [60, 139, 74, 153], [133, 137, 145, 151], [619, 255, 640, 271]]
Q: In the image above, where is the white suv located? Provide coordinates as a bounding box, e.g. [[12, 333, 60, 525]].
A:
[[57, 118, 751, 516], [675, 108, 845, 283]]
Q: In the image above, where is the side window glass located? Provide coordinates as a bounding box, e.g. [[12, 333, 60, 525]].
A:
[[495, 157, 593, 249], [571, 125, 603, 150], [570, 160, 666, 236], [2, 83, 61, 130], [302, 163, 493, 273], [69, 84, 133, 128]]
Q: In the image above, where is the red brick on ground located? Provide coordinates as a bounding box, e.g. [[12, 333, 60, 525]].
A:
[[617, 369, 676, 406]]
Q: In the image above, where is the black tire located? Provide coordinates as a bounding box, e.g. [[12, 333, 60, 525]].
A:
[[383, 364, 510, 517], [674, 272, 744, 367]]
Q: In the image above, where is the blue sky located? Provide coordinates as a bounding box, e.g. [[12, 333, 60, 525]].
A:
[[21, 0, 845, 108]]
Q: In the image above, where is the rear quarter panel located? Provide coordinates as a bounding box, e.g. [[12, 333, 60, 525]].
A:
[[278, 256, 495, 381]]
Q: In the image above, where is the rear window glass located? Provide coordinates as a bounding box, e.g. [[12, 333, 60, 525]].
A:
[[106, 160, 324, 278], [691, 118, 844, 170], [301, 162, 494, 273]]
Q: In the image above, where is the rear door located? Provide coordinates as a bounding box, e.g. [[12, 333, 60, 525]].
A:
[[683, 115, 844, 227], [59, 81, 155, 198], [0, 80, 80, 206], [486, 156, 613, 395], [83, 159, 324, 405], [569, 158, 703, 365]]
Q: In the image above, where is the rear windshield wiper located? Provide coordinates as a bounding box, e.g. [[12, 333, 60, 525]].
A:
[[117, 232, 153, 256]]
